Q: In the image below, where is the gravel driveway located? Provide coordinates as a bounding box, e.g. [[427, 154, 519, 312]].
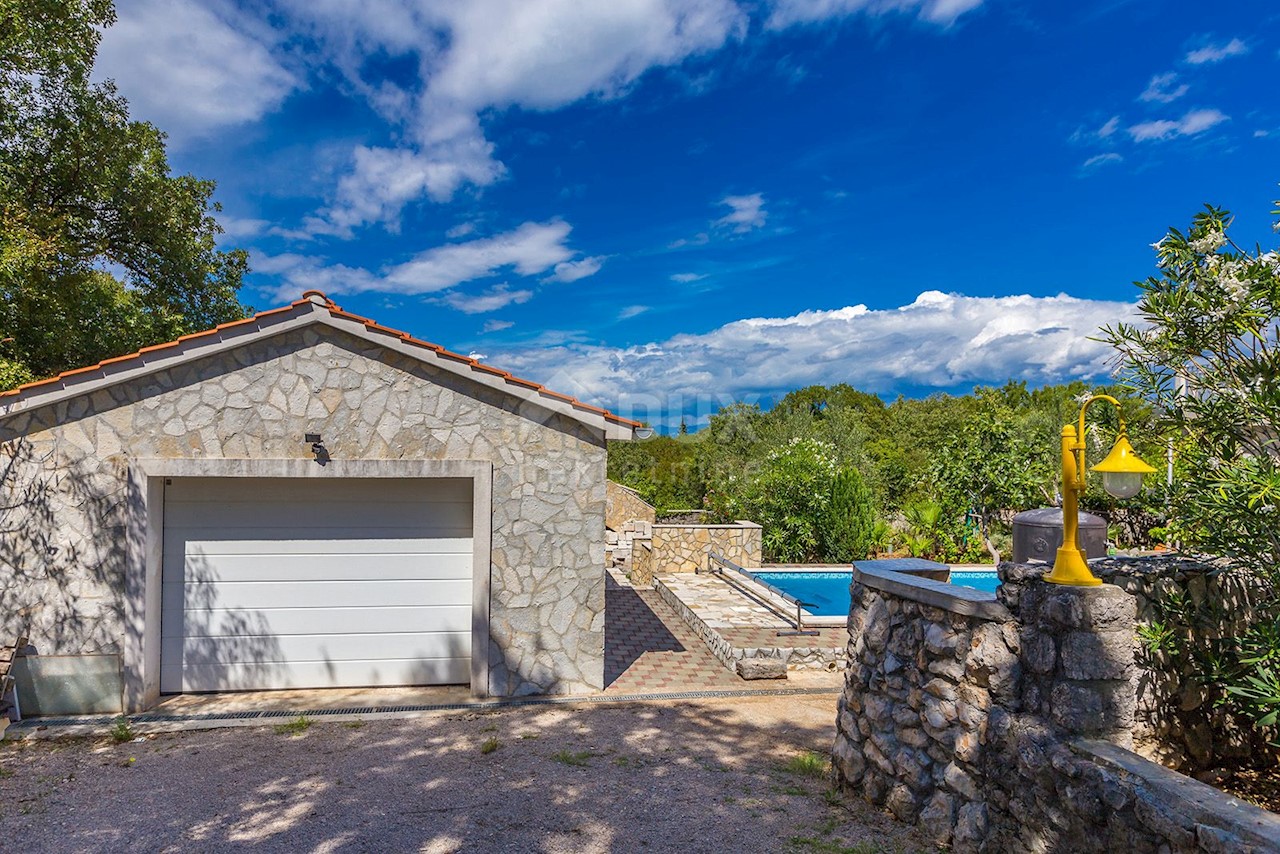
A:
[[1, 693, 927, 853]]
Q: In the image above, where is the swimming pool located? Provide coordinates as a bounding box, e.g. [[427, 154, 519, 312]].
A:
[[751, 569, 1000, 617]]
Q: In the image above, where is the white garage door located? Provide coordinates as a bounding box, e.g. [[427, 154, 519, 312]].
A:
[[160, 477, 474, 693]]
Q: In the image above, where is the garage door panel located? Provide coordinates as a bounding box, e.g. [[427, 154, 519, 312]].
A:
[[163, 657, 472, 693], [161, 476, 476, 694], [163, 500, 473, 533], [168, 477, 472, 506], [163, 631, 471, 665], [167, 537, 474, 559], [163, 579, 473, 612], [165, 605, 473, 638], [165, 552, 472, 584]]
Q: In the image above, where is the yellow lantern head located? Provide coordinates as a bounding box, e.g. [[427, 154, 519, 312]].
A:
[[1091, 434, 1157, 499]]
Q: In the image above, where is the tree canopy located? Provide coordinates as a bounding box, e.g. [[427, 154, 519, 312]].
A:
[[608, 379, 1163, 564], [0, 0, 248, 388]]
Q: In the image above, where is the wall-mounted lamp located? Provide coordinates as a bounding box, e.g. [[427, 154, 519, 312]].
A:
[[305, 432, 330, 464], [634, 426, 655, 440]]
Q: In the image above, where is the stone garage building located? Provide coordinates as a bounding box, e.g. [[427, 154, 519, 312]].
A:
[[0, 291, 639, 714]]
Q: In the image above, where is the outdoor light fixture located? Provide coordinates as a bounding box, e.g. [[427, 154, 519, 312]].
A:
[[305, 432, 329, 464], [1045, 394, 1157, 587]]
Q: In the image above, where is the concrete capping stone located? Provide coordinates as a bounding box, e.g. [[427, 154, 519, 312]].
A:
[[1073, 738, 1280, 853], [852, 561, 1010, 622], [651, 521, 762, 530]]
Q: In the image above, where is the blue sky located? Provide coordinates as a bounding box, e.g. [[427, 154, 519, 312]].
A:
[[96, 0, 1280, 427]]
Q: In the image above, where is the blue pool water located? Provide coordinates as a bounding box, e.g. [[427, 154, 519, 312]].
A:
[[752, 570, 1000, 617]]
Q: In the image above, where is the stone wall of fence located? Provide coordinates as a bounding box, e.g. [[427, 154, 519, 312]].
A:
[[831, 561, 1280, 852], [605, 480, 656, 532], [650, 522, 762, 574], [1088, 555, 1277, 771], [629, 540, 654, 586]]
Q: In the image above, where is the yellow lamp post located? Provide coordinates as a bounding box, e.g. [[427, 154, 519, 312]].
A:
[[1045, 394, 1157, 586]]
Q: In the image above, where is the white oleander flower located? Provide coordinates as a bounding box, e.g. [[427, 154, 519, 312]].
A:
[[1190, 228, 1227, 254]]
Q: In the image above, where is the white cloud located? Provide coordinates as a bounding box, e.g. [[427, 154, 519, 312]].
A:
[[548, 256, 606, 283], [305, 143, 505, 238], [94, 0, 297, 137], [440, 285, 534, 314], [1128, 108, 1229, 142], [488, 291, 1140, 411], [1139, 72, 1188, 104], [1081, 152, 1123, 171], [765, 0, 984, 28], [483, 319, 516, 333], [716, 193, 768, 232], [1070, 115, 1119, 144], [256, 219, 592, 300], [218, 215, 271, 239], [619, 305, 650, 320], [671, 272, 707, 283], [446, 223, 478, 239], [1185, 38, 1248, 65], [291, 0, 747, 233]]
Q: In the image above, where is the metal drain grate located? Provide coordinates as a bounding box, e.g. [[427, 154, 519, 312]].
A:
[[10, 686, 840, 731]]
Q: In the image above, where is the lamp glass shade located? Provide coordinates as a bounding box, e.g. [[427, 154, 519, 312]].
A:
[[1101, 470, 1143, 499], [1091, 434, 1155, 499]]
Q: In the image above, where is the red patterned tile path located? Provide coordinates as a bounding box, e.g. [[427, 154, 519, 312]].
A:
[[603, 569, 743, 693]]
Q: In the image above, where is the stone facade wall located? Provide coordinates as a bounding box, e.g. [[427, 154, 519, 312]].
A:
[[832, 562, 1280, 852], [605, 480, 655, 531], [1090, 556, 1277, 770], [0, 325, 607, 699], [630, 540, 654, 586], [650, 522, 761, 574]]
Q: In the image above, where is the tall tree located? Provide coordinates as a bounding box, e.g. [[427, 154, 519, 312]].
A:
[[0, 0, 248, 388]]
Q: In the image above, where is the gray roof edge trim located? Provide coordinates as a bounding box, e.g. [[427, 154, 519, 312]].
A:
[[0, 309, 317, 419], [0, 304, 636, 441], [318, 310, 632, 440]]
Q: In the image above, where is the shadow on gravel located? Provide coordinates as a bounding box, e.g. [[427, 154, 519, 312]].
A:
[[0, 698, 926, 853]]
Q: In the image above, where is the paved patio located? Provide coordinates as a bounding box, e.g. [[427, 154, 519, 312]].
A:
[[656, 571, 845, 636]]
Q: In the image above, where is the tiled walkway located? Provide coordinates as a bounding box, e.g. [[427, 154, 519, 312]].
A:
[[603, 569, 743, 693]]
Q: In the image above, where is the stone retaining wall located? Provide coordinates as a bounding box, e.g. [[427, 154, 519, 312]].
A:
[[605, 480, 655, 531], [651, 522, 761, 573], [831, 561, 1280, 852], [1089, 556, 1277, 770]]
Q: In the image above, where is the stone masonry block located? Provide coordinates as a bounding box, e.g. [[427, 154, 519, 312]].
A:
[[1059, 630, 1134, 681], [736, 658, 786, 680]]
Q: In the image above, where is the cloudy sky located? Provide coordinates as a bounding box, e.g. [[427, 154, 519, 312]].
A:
[[96, 1, 1280, 426]]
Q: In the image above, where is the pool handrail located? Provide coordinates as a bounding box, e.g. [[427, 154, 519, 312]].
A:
[[704, 551, 821, 637]]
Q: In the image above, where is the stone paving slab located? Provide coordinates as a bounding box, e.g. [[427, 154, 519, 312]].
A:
[[717, 626, 848, 650], [652, 572, 849, 675], [657, 571, 844, 634]]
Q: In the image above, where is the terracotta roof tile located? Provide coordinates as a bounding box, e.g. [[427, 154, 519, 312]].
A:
[[0, 293, 641, 429]]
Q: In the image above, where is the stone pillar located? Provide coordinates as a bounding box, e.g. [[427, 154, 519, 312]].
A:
[[630, 540, 653, 586], [1013, 578, 1137, 744]]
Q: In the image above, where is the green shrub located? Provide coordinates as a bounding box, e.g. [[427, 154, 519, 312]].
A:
[[822, 468, 874, 562]]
